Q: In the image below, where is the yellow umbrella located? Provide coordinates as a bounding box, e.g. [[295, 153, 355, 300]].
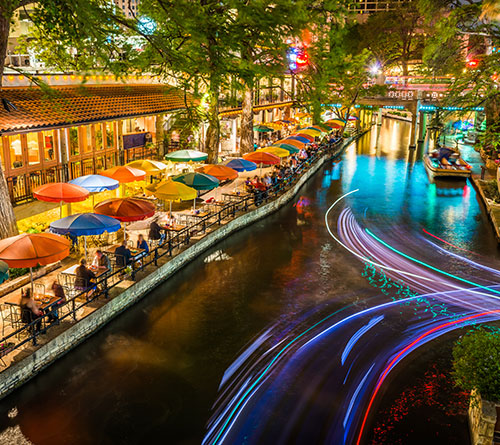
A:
[[148, 179, 197, 216], [326, 119, 346, 127], [299, 129, 321, 137], [256, 147, 290, 158], [126, 159, 168, 175]]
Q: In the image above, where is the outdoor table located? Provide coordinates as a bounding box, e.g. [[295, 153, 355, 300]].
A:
[[222, 192, 249, 202], [3, 294, 61, 310], [59, 263, 109, 285], [104, 245, 146, 264]]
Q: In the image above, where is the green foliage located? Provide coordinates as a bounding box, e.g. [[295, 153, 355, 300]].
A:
[[349, 1, 426, 76], [483, 179, 500, 203], [453, 326, 500, 403]]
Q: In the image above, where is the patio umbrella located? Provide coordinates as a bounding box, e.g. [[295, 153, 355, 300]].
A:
[[293, 133, 315, 143], [279, 138, 306, 148], [270, 144, 300, 154], [0, 261, 8, 285], [243, 151, 280, 165], [148, 179, 197, 216], [302, 126, 324, 134], [325, 122, 343, 129], [101, 166, 147, 198], [299, 129, 321, 137], [225, 158, 257, 172], [50, 213, 121, 258], [101, 166, 147, 183], [94, 197, 155, 240], [126, 159, 168, 175], [173, 172, 219, 190], [69, 174, 119, 193], [326, 119, 346, 127], [195, 165, 238, 181], [315, 123, 334, 132], [253, 125, 274, 132], [243, 151, 280, 176], [256, 147, 290, 158], [0, 233, 70, 293], [33, 182, 90, 218], [173, 172, 219, 210], [286, 135, 311, 144], [164, 149, 208, 163]]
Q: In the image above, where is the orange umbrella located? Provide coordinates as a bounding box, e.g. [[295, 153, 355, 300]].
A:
[[101, 166, 146, 183], [195, 165, 238, 181], [294, 133, 315, 143], [33, 182, 90, 218], [243, 152, 280, 166], [94, 197, 155, 222], [0, 233, 71, 292], [279, 139, 306, 148], [33, 183, 89, 203]]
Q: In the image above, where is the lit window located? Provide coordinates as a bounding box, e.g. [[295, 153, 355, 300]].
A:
[[26, 133, 40, 165], [69, 127, 79, 156], [8, 135, 23, 168], [42, 130, 55, 161]]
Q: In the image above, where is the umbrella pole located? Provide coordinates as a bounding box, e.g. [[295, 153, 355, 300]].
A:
[[30, 267, 34, 295], [169, 200, 172, 218], [59, 201, 63, 218], [84, 236, 87, 260]]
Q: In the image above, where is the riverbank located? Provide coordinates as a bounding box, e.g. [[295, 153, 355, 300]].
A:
[[0, 134, 361, 400], [470, 175, 500, 243]]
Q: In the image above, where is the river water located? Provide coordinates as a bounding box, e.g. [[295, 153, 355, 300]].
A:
[[0, 118, 498, 445]]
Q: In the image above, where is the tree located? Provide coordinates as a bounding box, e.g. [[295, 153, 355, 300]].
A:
[[349, 1, 426, 77], [453, 326, 500, 403], [0, 1, 38, 238], [227, 0, 308, 154]]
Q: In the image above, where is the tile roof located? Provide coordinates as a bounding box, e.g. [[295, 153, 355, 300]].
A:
[[0, 84, 190, 134]]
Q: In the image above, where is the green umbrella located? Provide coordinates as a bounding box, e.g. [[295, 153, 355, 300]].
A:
[[316, 123, 334, 132], [165, 149, 208, 163], [172, 172, 219, 210], [270, 144, 300, 154], [253, 125, 274, 132]]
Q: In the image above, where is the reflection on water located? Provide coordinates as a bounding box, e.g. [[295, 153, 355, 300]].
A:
[[0, 118, 495, 445]]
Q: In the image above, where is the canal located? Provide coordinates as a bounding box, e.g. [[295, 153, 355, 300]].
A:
[[0, 118, 498, 444]]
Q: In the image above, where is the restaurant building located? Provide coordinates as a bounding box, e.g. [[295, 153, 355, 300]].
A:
[[0, 77, 295, 207]]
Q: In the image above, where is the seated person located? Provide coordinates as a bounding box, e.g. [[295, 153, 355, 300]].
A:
[[115, 240, 132, 267], [92, 249, 110, 271], [136, 234, 149, 255], [20, 287, 43, 333], [47, 280, 67, 323], [74, 258, 97, 296], [149, 217, 163, 240]]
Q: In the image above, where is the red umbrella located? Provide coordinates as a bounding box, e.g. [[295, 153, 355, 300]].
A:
[[101, 166, 147, 183], [94, 198, 155, 222], [33, 182, 90, 217], [293, 133, 315, 142], [33, 182, 89, 203], [243, 151, 280, 166]]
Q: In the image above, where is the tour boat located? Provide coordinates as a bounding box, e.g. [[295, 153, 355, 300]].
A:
[[424, 147, 472, 179]]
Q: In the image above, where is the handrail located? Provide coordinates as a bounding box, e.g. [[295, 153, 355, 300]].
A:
[[0, 136, 352, 361]]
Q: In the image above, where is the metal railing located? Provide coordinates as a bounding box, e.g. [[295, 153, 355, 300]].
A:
[[0, 136, 351, 364]]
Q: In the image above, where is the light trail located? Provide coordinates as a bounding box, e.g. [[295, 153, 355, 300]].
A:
[[422, 228, 477, 255], [355, 309, 500, 445]]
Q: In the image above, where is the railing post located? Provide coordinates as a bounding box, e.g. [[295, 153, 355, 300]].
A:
[[154, 247, 158, 266]]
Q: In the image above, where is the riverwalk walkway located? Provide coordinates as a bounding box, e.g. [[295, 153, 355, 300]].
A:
[[0, 134, 358, 398]]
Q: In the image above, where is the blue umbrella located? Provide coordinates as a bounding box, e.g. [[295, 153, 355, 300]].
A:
[[287, 135, 311, 144], [225, 158, 257, 172], [69, 175, 119, 193], [50, 213, 121, 258]]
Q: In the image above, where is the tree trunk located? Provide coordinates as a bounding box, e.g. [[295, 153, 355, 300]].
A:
[[312, 96, 322, 125], [205, 82, 220, 164], [239, 85, 254, 154], [0, 11, 19, 238]]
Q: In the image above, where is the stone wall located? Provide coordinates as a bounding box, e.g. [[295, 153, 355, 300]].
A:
[[469, 390, 497, 445], [0, 138, 355, 399]]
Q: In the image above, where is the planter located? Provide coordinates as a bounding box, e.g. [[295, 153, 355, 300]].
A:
[[468, 389, 498, 445]]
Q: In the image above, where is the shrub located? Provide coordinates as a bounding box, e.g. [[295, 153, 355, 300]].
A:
[[484, 180, 500, 203], [452, 326, 500, 403]]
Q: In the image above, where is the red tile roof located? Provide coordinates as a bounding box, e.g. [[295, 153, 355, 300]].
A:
[[0, 84, 190, 134]]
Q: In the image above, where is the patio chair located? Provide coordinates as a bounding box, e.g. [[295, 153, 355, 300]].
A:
[[1, 304, 22, 337]]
